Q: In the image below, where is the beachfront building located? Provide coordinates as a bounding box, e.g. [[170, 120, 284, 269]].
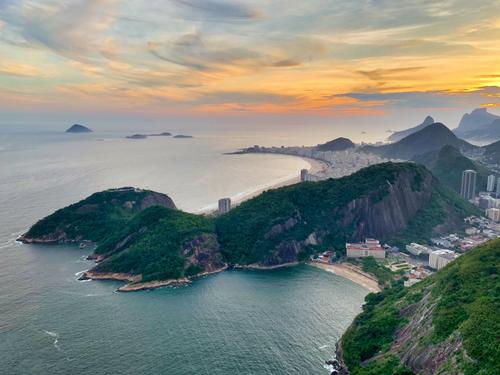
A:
[[300, 169, 309, 182], [429, 250, 459, 270], [405, 243, 432, 256], [218, 198, 231, 214], [346, 238, 385, 259]]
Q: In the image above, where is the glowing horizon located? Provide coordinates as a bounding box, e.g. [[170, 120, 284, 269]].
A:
[[0, 0, 499, 123]]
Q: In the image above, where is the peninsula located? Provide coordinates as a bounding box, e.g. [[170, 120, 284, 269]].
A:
[[21, 163, 476, 292]]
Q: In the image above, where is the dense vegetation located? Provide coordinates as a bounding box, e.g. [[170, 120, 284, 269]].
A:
[[25, 163, 476, 279], [415, 145, 491, 193], [24, 189, 160, 242], [95, 206, 216, 281], [360, 257, 395, 286], [216, 163, 424, 264], [389, 182, 478, 248], [341, 239, 500, 375]]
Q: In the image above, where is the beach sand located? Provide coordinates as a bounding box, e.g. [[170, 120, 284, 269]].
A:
[[230, 157, 328, 207], [308, 262, 381, 293]]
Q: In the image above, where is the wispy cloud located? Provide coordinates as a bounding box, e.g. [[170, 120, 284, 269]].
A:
[[0, 0, 498, 119]]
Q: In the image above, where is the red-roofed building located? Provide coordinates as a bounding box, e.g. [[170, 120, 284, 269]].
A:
[[346, 238, 386, 259]]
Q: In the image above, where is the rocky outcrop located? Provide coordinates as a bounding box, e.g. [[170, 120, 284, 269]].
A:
[[340, 171, 433, 241], [181, 234, 225, 273]]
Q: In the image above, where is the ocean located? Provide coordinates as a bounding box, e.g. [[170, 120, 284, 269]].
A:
[[0, 125, 368, 374]]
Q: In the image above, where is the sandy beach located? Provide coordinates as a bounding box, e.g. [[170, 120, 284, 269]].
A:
[[308, 262, 381, 293], [230, 156, 328, 207]]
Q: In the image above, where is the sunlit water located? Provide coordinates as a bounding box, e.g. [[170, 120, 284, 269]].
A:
[[0, 127, 368, 374]]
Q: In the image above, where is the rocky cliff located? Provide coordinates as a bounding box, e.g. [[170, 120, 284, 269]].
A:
[[216, 163, 475, 266], [339, 238, 500, 375]]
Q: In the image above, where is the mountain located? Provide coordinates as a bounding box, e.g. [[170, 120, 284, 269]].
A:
[[454, 108, 500, 141], [414, 145, 492, 193], [66, 124, 92, 133], [20, 187, 176, 244], [22, 163, 476, 287], [361, 123, 476, 160], [316, 137, 355, 152], [480, 138, 500, 166], [215, 162, 476, 264], [388, 116, 434, 142], [338, 238, 500, 375]]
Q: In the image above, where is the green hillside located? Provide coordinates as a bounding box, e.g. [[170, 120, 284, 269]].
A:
[[94, 206, 220, 282], [414, 145, 492, 193], [340, 239, 500, 375], [23, 163, 476, 281]]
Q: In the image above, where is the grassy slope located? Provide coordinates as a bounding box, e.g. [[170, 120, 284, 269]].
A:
[[341, 239, 500, 375], [414, 145, 492, 193]]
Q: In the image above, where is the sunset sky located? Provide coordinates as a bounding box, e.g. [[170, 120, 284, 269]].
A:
[[0, 0, 499, 129]]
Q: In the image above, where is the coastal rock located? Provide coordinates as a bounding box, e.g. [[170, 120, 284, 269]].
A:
[[181, 233, 226, 274]]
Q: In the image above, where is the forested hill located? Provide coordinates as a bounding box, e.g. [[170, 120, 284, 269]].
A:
[[339, 238, 500, 375], [22, 163, 476, 282], [215, 162, 476, 265]]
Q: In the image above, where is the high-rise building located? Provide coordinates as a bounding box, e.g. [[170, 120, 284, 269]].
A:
[[487, 175, 496, 192], [460, 170, 477, 200], [218, 198, 231, 214], [300, 169, 309, 182], [496, 177, 500, 198]]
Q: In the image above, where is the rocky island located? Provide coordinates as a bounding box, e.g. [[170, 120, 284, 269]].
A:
[[66, 124, 92, 133], [173, 134, 193, 138], [21, 163, 476, 292], [126, 132, 172, 139]]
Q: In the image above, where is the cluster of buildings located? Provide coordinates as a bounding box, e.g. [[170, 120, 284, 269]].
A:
[[244, 145, 388, 180]]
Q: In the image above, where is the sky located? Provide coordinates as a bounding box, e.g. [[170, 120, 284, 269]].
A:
[[0, 0, 499, 131]]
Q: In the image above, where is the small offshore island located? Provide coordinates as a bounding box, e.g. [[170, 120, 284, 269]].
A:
[[66, 124, 92, 133]]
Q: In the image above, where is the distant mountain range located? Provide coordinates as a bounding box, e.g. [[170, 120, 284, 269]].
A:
[[388, 116, 434, 142], [454, 108, 500, 141], [362, 122, 476, 160]]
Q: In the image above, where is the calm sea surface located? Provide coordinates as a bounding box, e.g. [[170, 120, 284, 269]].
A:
[[0, 126, 368, 374]]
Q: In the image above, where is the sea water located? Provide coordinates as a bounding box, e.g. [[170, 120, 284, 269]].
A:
[[0, 125, 368, 374]]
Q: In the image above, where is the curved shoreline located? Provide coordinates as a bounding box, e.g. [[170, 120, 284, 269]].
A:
[[197, 155, 328, 214], [308, 262, 381, 293]]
